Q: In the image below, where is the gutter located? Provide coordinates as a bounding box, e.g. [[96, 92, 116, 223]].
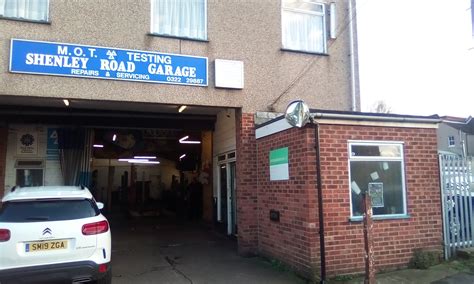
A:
[[311, 112, 441, 124]]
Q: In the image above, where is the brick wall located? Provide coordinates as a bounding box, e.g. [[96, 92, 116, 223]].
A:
[[318, 124, 442, 276], [0, 127, 7, 198], [257, 126, 320, 278], [236, 112, 259, 255], [254, 123, 442, 278]]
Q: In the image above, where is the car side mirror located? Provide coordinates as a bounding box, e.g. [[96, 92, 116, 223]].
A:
[[96, 202, 104, 210]]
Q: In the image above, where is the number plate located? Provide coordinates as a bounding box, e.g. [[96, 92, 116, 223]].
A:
[[25, 240, 68, 252]]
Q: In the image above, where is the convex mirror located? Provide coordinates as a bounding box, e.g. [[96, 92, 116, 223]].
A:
[[285, 100, 311, 128]]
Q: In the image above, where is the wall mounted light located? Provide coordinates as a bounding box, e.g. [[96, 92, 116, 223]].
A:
[[178, 105, 187, 113], [112, 134, 117, 141], [179, 135, 201, 144], [93, 144, 104, 148], [63, 99, 70, 106], [179, 154, 186, 160]]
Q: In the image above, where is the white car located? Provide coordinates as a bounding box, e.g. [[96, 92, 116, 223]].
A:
[[0, 186, 111, 283]]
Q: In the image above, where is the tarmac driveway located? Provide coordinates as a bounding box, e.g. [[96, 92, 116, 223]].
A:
[[109, 215, 303, 284]]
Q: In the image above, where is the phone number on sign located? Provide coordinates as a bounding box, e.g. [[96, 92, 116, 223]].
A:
[[166, 77, 204, 85]]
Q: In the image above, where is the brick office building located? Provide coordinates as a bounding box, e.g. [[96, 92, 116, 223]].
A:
[[254, 111, 443, 278]]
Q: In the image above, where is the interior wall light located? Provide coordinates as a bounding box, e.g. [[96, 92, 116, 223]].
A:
[[112, 134, 117, 141], [178, 105, 187, 113], [93, 144, 104, 148], [63, 99, 70, 106], [179, 135, 201, 144], [179, 154, 186, 160]]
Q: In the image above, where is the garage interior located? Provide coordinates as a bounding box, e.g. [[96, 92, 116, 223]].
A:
[[0, 97, 236, 234]]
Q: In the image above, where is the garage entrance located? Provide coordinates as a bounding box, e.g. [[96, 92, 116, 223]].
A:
[[1, 98, 237, 234]]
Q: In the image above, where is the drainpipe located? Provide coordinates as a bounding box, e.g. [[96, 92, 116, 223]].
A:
[[313, 121, 326, 283], [348, 0, 357, 111]]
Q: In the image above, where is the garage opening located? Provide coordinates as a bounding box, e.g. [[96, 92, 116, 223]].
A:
[[1, 101, 236, 235]]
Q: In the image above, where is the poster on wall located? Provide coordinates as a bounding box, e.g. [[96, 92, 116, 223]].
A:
[[269, 147, 289, 181], [16, 131, 38, 155], [368, 182, 384, 208], [47, 128, 59, 160]]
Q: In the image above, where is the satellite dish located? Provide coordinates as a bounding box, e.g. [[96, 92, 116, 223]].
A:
[[285, 100, 311, 128]]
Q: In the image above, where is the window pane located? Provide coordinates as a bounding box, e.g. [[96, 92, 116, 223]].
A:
[[351, 145, 401, 157], [283, 0, 323, 13], [282, 10, 324, 53], [151, 0, 207, 40], [0, 200, 99, 222], [1, 0, 48, 21], [16, 169, 43, 187], [350, 161, 404, 216]]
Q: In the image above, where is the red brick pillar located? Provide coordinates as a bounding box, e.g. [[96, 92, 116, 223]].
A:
[[236, 111, 259, 255], [0, 127, 8, 198]]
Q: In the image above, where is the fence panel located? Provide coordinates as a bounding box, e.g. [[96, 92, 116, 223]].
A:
[[439, 154, 474, 259]]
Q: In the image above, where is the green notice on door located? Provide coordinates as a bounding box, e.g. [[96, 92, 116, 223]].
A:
[[269, 147, 289, 181]]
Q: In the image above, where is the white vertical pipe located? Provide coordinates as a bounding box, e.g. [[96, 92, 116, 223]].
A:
[[348, 0, 357, 111]]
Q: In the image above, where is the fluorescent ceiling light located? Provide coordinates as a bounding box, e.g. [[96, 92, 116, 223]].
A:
[[178, 105, 187, 113], [119, 158, 148, 162], [179, 135, 201, 144], [93, 144, 104, 148], [119, 158, 160, 165], [128, 160, 160, 164], [63, 99, 70, 106], [134, 156, 156, 159], [112, 134, 117, 141], [179, 154, 186, 160]]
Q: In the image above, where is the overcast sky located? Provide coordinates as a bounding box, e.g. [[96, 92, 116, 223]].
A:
[[356, 0, 474, 117]]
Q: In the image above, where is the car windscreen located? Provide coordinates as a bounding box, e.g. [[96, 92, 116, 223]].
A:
[[0, 199, 100, 222]]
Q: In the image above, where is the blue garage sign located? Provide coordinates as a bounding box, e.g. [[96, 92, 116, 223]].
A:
[[9, 39, 208, 87]]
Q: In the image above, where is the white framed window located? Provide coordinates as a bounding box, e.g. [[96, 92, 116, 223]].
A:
[[281, 0, 327, 53], [150, 0, 207, 40], [348, 141, 407, 218], [448, 136, 455, 147], [15, 160, 44, 187], [0, 0, 49, 22]]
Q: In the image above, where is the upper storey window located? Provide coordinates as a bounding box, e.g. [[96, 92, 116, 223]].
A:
[[282, 0, 326, 53], [151, 0, 207, 41], [0, 0, 49, 22]]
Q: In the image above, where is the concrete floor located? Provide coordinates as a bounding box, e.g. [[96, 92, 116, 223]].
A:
[[109, 214, 304, 284]]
